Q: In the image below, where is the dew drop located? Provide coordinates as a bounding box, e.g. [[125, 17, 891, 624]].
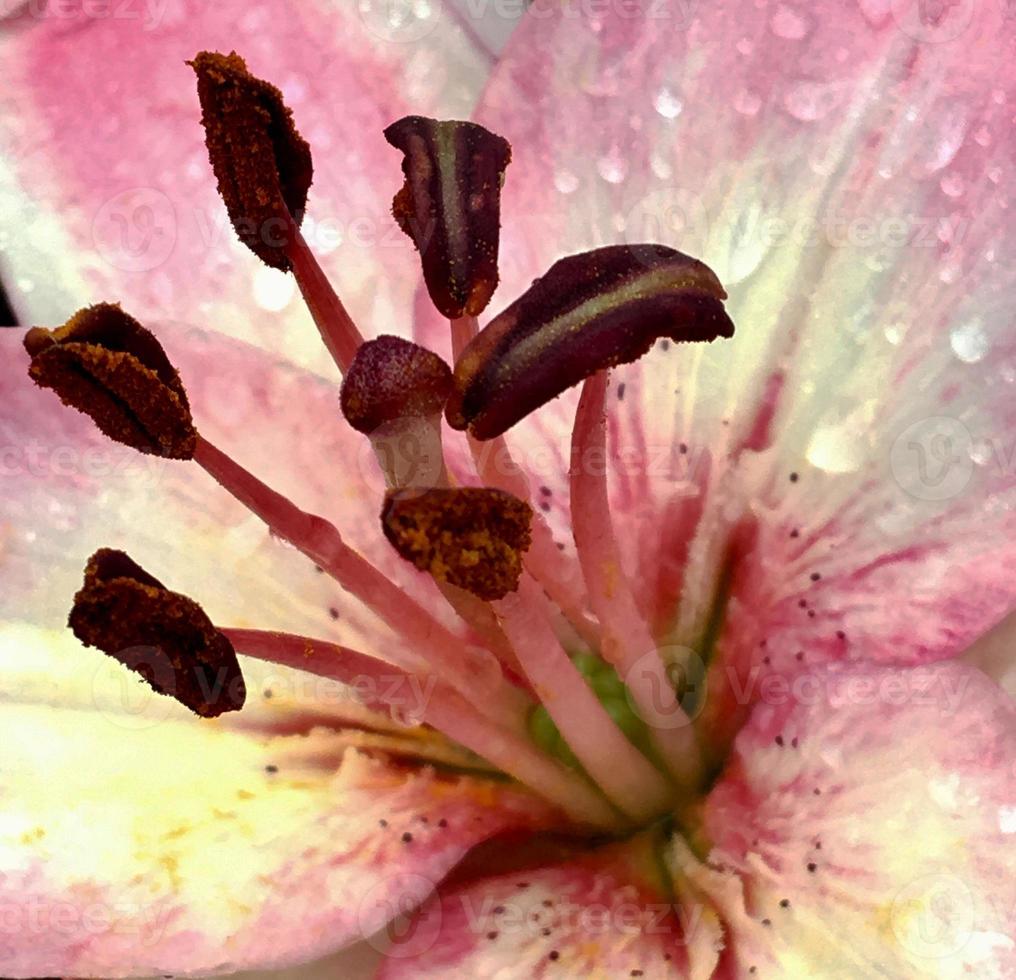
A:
[[970, 441, 993, 466], [856, 0, 892, 25], [770, 3, 809, 39], [733, 89, 763, 117], [650, 153, 672, 180], [922, 107, 968, 173], [950, 319, 988, 364], [253, 266, 296, 312], [553, 168, 580, 194], [653, 87, 683, 119], [597, 147, 628, 184], [736, 37, 754, 55], [783, 80, 840, 122], [883, 322, 906, 346], [973, 124, 992, 147], [800, 422, 865, 475], [940, 173, 965, 198]]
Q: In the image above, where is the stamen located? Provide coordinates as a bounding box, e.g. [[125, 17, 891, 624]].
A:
[[191, 436, 521, 715], [384, 116, 511, 318], [224, 628, 619, 828], [24, 303, 196, 459], [446, 244, 735, 439], [381, 487, 532, 601], [70, 549, 245, 717], [283, 220, 365, 374], [494, 577, 672, 823], [451, 315, 601, 650], [571, 372, 703, 788], [189, 51, 312, 271], [340, 335, 451, 488]]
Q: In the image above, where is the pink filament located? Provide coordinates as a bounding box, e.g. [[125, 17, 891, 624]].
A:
[[192, 435, 525, 720], [222, 627, 618, 828], [570, 372, 703, 788], [494, 576, 672, 822], [450, 315, 600, 650], [284, 220, 364, 373]]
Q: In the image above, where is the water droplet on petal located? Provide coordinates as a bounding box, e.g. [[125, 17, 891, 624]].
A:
[[253, 266, 295, 312], [784, 80, 840, 122], [653, 87, 683, 119], [940, 173, 965, 198], [770, 3, 810, 38], [733, 89, 763, 116], [950, 319, 988, 363], [973, 124, 992, 147], [736, 37, 754, 55], [597, 148, 627, 184], [553, 168, 580, 194], [922, 107, 968, 173], [884, 322, 906, 346]]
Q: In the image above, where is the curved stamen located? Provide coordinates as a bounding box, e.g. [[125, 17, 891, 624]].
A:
[[192, 435, 523, 718], [223, 628, 619, 828], [571, 372, 703, 788], [494, 577, 673, 823]]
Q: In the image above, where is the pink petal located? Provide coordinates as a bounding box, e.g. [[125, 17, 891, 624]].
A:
[[0, 0, 496, 373], [685, 660, 1016, 976], [463, 0, 1015, 673], [377, 838, 721, 978], [0, 624, 552, 977]]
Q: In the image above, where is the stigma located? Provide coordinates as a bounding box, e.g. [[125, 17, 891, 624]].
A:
[[22, 51, 736, 832]]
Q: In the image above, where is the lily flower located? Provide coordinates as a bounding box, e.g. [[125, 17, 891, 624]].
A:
[[0, 0, 1014, 978]]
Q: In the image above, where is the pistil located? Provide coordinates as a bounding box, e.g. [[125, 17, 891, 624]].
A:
[[493, 577, 673, 823], [571, 371, 703, 788]]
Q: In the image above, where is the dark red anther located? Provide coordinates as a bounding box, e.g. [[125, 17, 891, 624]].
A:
[[446, 244, 735, 439], [190, 50, 313, 270], [381, 487, 532, 600], [24, 303, 196, 459], [384, 116, 511, 319], [70, 549, 246, 718]]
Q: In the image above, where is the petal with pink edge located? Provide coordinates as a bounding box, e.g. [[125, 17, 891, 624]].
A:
[[683, 660, 1016, 978], [0, 0, 499, 373], [456, 0, 1015, 676], [0, 624, 551, 978], [377, 835, 723, 979]]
